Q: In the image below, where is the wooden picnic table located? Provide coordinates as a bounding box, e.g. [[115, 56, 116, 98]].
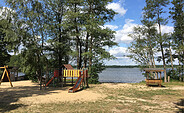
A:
[[143, 68, 164, 87]]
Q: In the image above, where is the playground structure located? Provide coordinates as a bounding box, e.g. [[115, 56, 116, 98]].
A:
[[68, 69, 88, 93], [0, 66, 13, 87], [144, 68, 164, 87], [45, 64, 89, 93]]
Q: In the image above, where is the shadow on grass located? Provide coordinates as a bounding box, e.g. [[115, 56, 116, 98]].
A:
[[175, 99, 184, 113], [147, 84, 165, 87], [0, 82, 69, 112], [0, 103, 26, 113]]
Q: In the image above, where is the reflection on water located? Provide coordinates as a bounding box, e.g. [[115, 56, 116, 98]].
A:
[[98, 68, 145, 83]]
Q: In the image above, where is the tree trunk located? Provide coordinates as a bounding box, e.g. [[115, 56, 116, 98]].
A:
[[169, 42, 174, 71], [79, 39, 82, 68], [58, 18, 62, 68], [57, 2, 64, 69], [158, 13, 167, 82], [89, 36, 92, 72], [160, 42, 167, 82], [84, 32, 89, 68], [178, 52, 182, 81], [74, 3, 81, 69], [76, 37, 80, 69], [148, 28, 155, 68]]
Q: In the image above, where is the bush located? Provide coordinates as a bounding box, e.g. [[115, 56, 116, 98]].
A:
[[88, 60, 105, 84], [167, 68, 184, 81]]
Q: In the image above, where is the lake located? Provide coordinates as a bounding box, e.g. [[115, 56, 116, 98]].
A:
[[98, 68, 145, 83]]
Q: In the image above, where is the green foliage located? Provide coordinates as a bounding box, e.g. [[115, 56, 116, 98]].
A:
[[3, 0, 117, 84], [0, 7, 17, 66], [169, 0, 184, 80], [88, 60, 105, 84], [128, 25, 157, 68], [128, 0, 184, 83], [8, 54, 21, 67]]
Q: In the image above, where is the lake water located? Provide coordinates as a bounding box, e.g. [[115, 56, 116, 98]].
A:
[[18, 72, 25, 77], [98, 68, 145, 83]]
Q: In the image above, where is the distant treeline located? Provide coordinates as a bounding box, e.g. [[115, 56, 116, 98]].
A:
[[105, 65, 181, 68]]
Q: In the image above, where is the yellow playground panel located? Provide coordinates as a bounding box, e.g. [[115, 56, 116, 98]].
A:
[[63, 69, 82, 77]]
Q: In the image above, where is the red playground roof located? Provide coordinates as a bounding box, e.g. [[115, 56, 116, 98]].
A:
[[63, 64, 74, 69]]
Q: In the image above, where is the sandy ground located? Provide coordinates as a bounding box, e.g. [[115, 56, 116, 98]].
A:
[[0, 80, 106, 105], [101, 82, 184, 91], [0, 80, 184, 113]]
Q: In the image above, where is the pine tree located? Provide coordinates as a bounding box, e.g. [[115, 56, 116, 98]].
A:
[[43, 0, 71, 69], [83, 0, 117, 83], [170, 0, 184, 81], [143, 0, 170, 82]]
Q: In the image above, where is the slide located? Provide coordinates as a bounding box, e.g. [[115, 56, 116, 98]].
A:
[[46, 76, 54, 87], [68, 72, 84, 93]]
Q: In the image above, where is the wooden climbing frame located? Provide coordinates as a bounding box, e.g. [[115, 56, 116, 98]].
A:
[[0, 66, 13, 87]]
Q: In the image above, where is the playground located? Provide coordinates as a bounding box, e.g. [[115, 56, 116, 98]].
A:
[[0, 64, 89, 93], [0, 80, 184, 113]]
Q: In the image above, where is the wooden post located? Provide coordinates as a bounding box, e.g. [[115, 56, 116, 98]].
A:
[[61, 68, 63, 87], [147, 72, 149, 79], [0, 66, 13, 87], [152, 71, 154, 79], [6, 68, 13, 87], [64, 77, 66, 86], [86, 70, 89, 88], [72, 77, 73, 85], [0, 69, 6, 85], [83, 70, 85, 88], [168, 76, 170, 82], [84, 70, 86, 88]]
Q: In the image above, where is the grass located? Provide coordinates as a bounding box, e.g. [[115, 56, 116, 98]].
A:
[[1, 81, 184, 113]]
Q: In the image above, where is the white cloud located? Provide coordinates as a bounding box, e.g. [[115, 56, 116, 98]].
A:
[[105, 46, 137, 65], [106, 2, 127, 16], [113, 19, 174, 44], [105, 46, 136, 65], [154, 24, 174, 34], [104, 20, 175, 65], [105, 46, 179, 65], [104, 25, 118, 30], [114, 19, 138, 44], [161, 25, 174, 34], [103, 46, 134, 65], [105, 57, 137, 65], [109, 47, 128, 57]]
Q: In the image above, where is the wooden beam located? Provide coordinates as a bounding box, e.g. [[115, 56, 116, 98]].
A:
[[5, 68, 13, 87], [0, 66, 13, 87], [0, 69, 6, 85]]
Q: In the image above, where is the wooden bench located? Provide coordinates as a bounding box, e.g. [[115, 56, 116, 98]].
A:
[[145, 79, 162, 87], [143, 68, 164, 87]]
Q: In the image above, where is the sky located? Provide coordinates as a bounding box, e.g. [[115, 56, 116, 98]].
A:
[[103, 0, 175, 65], [0, 0, 176, 66]]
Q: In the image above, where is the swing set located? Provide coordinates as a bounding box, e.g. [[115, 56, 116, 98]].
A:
[[0, 66, 13, 87]]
